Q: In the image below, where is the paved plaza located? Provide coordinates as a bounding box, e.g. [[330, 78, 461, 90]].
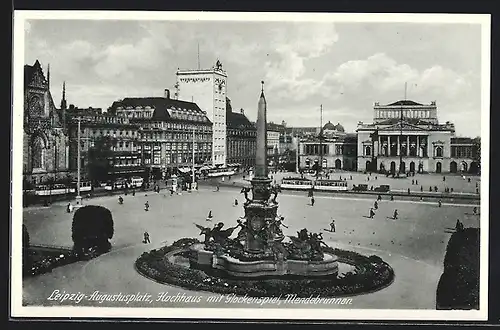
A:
[[22, 183, 480, 309]]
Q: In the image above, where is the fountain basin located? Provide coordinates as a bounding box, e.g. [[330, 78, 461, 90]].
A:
[[189, 243, 338, 278]]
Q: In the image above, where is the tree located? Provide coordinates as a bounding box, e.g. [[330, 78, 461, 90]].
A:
[[71, 205, 114, 254], [22, 224, 31, 273], [87, 136, 115, 184]]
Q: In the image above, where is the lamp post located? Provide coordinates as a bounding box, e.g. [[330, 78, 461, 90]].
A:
[[75, 117, 82, 205]]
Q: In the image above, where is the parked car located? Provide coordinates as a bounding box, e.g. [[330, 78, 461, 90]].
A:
[[352, 184, 369, 192], [374, 184, 391, 192]]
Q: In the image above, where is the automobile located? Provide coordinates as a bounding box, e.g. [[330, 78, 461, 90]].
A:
[[352, 184, 369, 192], [374, 184, 391, 192]]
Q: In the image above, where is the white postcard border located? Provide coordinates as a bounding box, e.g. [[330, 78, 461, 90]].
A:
[[11, 10, 491, 321]]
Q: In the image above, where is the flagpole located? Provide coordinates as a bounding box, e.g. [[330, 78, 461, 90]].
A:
[[76, 117, 82, 205]]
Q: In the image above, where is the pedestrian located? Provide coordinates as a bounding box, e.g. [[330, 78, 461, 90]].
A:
[[311, 196, 315, 206], [132, 189, 135, 196], [206, 211, 213, 221], [468, 177, 471, 183], [66, 202, 72, 213], [234, 199, 238, 207], [450, 187, 454, 193], [473, 207, 478, 215], [170, 188, 174, 196], [143, 231, 150, 244], [216, 184, 220, 192], [415, 180, 418, 185], [407, 188, 411, 195], [118, 196, 124, 205], [375, 176, 378, 180], [434, 186, 438, 192], [393, 209, 398, 220], [420, 185, 423, 192], [476, 188, 479, 194], [420, 196, 423, 201], [144, 201, 149, 211], [476, 182, 478, 188], [429, 186, 433, 192], [369, 208, 375, 219], [390, 195, 394, 201], [438, 199, 442, 207], [377, 194, 382, 201], [350, 175, 352, 180], [374, 200, 378, 210], [412, 179, 414, 185], [443, 176, 446, 182], [329, 219, 336, 232]]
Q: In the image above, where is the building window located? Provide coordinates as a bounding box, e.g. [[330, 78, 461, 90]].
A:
[[435, 146, 443, 158]]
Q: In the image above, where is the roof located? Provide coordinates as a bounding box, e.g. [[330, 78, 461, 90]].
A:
[[375, 118, 433, 126], [110, 97, 211, 124], [385, 100, 424, 107], [323, 121, 336, 130], [226, 111, 255, 130], [451, 137, 475, 144], [24, 60, 44, 89]]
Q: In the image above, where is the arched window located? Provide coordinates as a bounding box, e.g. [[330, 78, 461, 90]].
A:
[[435, 146, 443, 157], [32, 135, 45, 169], [365, 146, 371, 156]]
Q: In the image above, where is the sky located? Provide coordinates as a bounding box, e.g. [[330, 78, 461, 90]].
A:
[[24, 18, 483, 137]]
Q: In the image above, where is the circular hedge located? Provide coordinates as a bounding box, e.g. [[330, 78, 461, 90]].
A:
[[135, 238, 395, 298]]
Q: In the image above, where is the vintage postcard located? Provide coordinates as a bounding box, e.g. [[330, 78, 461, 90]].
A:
[[11, 11, 490, 321]]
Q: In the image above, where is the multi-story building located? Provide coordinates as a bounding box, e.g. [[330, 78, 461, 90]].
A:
[[110, 93, 213, 179], [298, 121, 357, 171], [226, 98, 256, 169], [23, 60, 69, 186], [176, 60, 227, 166], [356, 100, 479, 174], [66, 113, 143, 181]]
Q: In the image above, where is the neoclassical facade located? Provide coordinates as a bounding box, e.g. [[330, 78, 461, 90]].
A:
[[23, 60, 69, 186], [298, 122, 357, 171], [357, 100, 479, 174], [226, 99, 257, 168]]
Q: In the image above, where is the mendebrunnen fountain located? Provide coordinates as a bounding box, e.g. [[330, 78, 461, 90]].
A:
[[135, 82, 394, 299]]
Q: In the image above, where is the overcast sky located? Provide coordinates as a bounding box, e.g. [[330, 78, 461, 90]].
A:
[[24, 19, 483, 137]]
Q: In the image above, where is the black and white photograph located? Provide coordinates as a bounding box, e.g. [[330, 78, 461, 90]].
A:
[[11, 11, 490, 320]]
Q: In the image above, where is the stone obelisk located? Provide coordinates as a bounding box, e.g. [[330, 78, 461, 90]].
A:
[[244, 81, 277, 253]]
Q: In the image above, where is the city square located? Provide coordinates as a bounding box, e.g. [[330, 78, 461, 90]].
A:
[[22, 174, 480, 309]]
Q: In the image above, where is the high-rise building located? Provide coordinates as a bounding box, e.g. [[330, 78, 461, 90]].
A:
[[176, 59, 227, 166]]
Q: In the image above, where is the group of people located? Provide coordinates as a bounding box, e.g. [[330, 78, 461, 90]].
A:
[[369, 194, 398, 220]]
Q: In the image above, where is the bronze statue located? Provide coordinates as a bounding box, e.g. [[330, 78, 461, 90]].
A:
[[194, 223, 213, 244]]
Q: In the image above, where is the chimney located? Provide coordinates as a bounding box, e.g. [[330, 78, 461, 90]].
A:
[[164, 89, 170, 99], [240, 108, 244, 115]]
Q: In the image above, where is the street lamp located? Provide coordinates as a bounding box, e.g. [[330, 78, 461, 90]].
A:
[[75, 117, 82, 205]]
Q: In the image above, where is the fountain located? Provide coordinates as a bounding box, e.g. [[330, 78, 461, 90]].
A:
[[189, 82, 339, 278]]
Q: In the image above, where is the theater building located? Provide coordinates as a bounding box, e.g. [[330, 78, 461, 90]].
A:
[[356, 100, 479, 174], [110, 92, 213, 179]]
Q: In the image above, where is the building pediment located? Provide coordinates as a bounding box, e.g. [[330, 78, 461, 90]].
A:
[[377, 121, 427, 132]]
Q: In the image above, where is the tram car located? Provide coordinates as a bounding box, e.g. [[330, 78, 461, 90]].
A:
[[313, 179, 348, 192], [206, 167, 236, 178], [279, 177, 314, 190], [70, 181, 93, 193], [34, 183, 72, 196]]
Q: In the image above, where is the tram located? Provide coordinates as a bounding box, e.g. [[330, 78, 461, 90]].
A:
[[313, 179, 348, 192], [279, 177, 314, 190]]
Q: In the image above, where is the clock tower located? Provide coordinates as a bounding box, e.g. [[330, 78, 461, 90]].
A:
[[176, 60, 228, 166]]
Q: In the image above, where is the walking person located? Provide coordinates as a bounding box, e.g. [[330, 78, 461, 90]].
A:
[[143, 231, 150, 244], [311, 196, 315, 206], [374, 200, 379, 210], [216, 184, 220, 192], [118, 196, 124, 205], [377, 194, 382, 201], [329, 219, 336, 233], [438, 199, 442, 207], [369, 208, 375, 219], [420, 185, 423, 192], [393, 209, 398, 220], [144, 201, 149, 212], [206, 210, 213, 221], [234, 199, 238, 207]]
